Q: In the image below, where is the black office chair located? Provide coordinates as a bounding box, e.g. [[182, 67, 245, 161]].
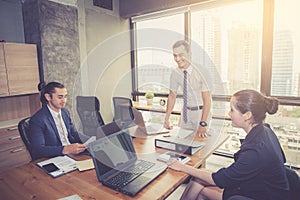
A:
[[112, 97, 135, 129], [286, 167, 300, 200], [18, 117, 33, 160], [227, 195, 253, 200], [76, 96, 105, 136]]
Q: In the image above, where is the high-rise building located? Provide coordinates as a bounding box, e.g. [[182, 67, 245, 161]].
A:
[[271, 30, 293, 96], [192, 13, 224, 95], [227, 23, 260, 94]]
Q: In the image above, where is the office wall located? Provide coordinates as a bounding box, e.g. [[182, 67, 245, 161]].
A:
[[0, 0, 131, 127], [75, 0, 131, 124], [19, 0, 132, 125]]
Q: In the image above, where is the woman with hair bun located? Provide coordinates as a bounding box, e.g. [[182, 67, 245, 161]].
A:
[[167, 89, 290, 200]]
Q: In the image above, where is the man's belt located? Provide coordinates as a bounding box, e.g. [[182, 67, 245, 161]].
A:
[[186, 105, 203, 111]]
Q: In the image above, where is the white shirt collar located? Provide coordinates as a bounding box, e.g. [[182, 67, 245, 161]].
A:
[[181, 65, 193, 74], [47, 105, 61, 118]]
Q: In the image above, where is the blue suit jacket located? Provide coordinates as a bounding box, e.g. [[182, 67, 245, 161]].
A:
[[29, 106, 84, 160]]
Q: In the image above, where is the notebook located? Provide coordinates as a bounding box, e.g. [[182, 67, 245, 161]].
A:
[[132, 108, 170, 135], [89, 129, 167, 197]]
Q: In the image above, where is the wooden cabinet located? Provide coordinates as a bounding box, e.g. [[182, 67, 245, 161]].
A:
[[0, 120, 31, 173], [0, 43, 41, 172], [0, 44, 9, 96], [0, 94, 40, 173], [0, 42, 39, 96]]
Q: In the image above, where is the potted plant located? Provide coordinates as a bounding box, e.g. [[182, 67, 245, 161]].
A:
[[145, 92, 154, 105]]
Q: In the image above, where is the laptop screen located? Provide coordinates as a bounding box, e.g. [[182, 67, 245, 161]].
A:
[[89, 129, 137, 181]]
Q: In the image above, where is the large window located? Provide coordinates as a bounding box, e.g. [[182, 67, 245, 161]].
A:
[[191, 0, 263, 95], [270, 2, 300, 168], [131, 0, 300, 168], [134, 13, 184, 94], [131, 0, 300, 104], [272, 0, 300, 97]]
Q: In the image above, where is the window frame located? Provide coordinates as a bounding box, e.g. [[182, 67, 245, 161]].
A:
[[130, 0, 300, 107]]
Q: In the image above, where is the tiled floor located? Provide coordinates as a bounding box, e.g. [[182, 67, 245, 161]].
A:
[[166, 155, 234, 200]]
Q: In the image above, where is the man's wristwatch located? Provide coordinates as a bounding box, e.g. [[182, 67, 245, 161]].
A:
[[199, 121, 207, 127]]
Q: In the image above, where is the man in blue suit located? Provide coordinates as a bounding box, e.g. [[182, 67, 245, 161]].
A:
[[29, 82, 87, 160]]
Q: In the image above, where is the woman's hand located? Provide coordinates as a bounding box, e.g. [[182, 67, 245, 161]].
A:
[[167, 158, 185, 171]]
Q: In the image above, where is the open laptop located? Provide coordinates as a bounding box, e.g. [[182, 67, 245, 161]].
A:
[[89, 129, 167, 197], [132, 108, 170, 135]]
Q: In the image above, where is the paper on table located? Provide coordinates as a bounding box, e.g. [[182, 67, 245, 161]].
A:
[[76, 159, 94, 171], [36, 155, 77, 178], [58, 194, 83, 200], [83, 136, 96, 147]]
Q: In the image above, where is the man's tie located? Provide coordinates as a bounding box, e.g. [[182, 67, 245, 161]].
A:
[[183, 70, 188, 123], [58, 113, 70, 145]]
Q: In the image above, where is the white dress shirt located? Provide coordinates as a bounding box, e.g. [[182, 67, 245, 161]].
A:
[[47, 105, 70, 145]]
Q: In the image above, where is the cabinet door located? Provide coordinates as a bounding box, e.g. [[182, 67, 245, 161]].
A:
[[0, 125, 23, 152], [4, 43, 39, 95], [0, 43, 9, 96], [0, 123, 31, 172]]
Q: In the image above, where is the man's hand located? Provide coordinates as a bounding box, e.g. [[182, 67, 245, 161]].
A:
[[62, 143, 86, 155], [164, 119, 173, 130], [197, 126, 208, 137]]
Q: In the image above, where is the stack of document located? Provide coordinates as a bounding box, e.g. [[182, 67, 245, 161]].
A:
[[155, 135, 205, 155], [37, 155, 77, 178]]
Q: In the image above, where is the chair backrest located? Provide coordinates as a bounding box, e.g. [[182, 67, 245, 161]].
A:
[[112, 97, 135, 128], [76, 96, 105, 136], [18, 117, 33, 160], [227, 195, 253, 200], [286, 167, 300, 200]]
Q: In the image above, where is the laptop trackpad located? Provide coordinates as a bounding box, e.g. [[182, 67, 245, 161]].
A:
[[122, 176, 151, 195]]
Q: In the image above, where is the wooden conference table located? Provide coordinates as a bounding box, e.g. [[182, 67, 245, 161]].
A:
[[0, 128, 229, 200]]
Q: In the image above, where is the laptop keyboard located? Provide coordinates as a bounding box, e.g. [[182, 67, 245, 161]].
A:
[[106, 160, 155, 188]]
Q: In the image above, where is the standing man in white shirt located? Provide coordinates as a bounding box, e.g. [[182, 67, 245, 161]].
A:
[[164, 40, 212, 137]]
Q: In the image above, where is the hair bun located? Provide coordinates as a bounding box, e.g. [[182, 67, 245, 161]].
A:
[[265, 97, 279, 114], [38, 81, 46, 91]]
